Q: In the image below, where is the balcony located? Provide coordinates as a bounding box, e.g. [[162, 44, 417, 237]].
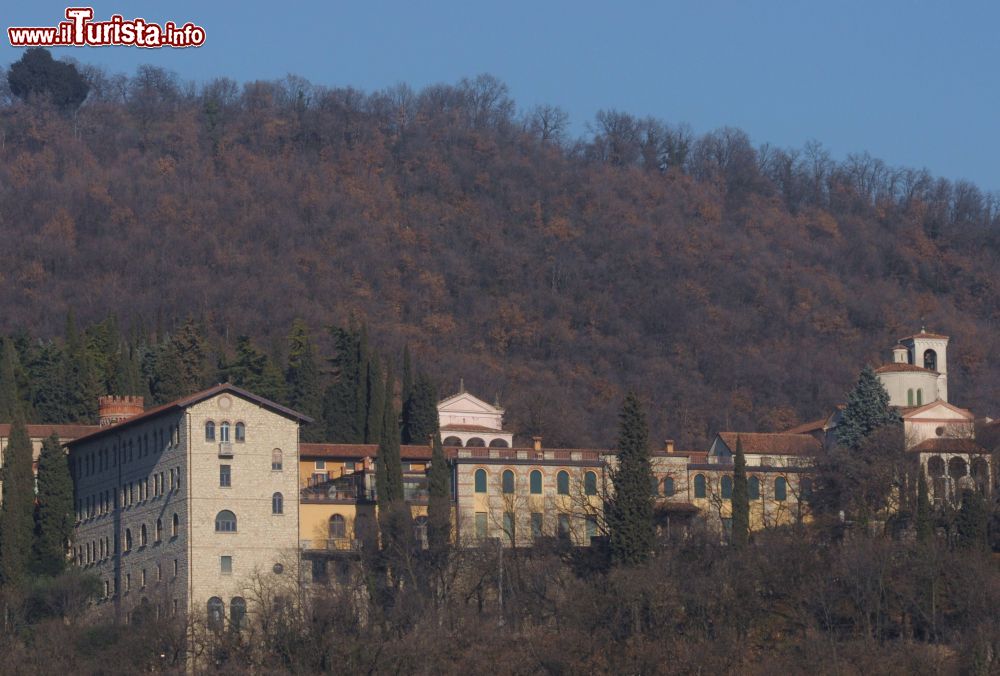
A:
[[218, 442, 233, 458], [300, 538, 361, 552], [300, 486, 360, 503]]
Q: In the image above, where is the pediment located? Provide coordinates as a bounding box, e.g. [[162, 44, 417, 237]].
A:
[[437, 392, 501, 415], [902, 400, 973, 421]]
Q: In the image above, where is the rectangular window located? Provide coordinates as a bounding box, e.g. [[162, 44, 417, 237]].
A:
[[475, 512, 488, 539], [173, 559, 178, 578], [220, 465, 231, 487], [315, 460, 326, 470], [157, 563, 162, 581], [141, 569, 146, 588], [125, 573, 131, 592], [531, 512, 543, 538], [503, 512, 515, 542], [344, 461, 356, 471], [221, 556, 232, 575]]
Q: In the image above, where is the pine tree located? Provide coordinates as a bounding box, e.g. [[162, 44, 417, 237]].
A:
[[956, 488, 988, 550], [607, 391, 655, 566], [323, 327, 364, 443], [731, 435, 750, 547], [835, 366, 902, 450], [29, 340, 66, 423], [62, 311, 101, 423], [0, 338, 24, 421], [0, 415, 36, 586], [915, 472, 933, 542], [403, 372, 439, 444], [285, 320, 324, 440], [364, 356, 384, 444], [427, 432, 451, 554], [154, 319, 210, 402], [33, 433, 74, 575]]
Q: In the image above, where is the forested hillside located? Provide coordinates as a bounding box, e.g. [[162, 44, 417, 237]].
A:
[[1, 59, 998, 447]]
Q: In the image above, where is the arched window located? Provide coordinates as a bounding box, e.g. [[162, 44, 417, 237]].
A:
[[466, 437, 485, 447], [663, 477, 675, 497], [207, 597, 225, 631], [172, 513, 179, 537], [948, 457, 968, 479], [694, 474, 706, 498], [650, 475, 660, 496], [584, 471, 598, 496], [923, 349, 937, 371], [230, 597, 246, 630], [502, 470, 515, 494], [721, 475, 733, 500], [272, 493, 284, 514], [271, 449, 283, 471], [556, 471, 570, 495], [489, 438, 509, 448], [927, 456, 945, 477], [124, 528, 132, 551], [443, 436, 462, 447], [529, 470, 542, 494], [215, 510, 237, 532], [219, 422, 230, 443], [474, 469, 487, 493], [775, 477, 787, 501], [907, 389, 914, 406], [140, 524, 147, 546], [205, 421, 215, 441], [328, 514, 346, 539], [916, 389, 923, 406], [235, 422, 245, 442], [748, 476, 760, 500], [156, 519, 162, 542]]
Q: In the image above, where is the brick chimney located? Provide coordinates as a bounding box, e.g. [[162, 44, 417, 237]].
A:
[[532, 436, 543, 451], [98, 395, 144, 427], [664, 439, 675, 454]]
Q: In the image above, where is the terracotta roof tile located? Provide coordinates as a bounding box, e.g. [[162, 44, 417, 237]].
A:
[[900, 331, 949, 341], [783, 417, 828, 434], [717, 432, 821, 456], [908, 438, 987, 454], [875, 363, 937, 374], [0, 424, 100, 439]]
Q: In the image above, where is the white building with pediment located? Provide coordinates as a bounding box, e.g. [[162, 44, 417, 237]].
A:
[[437, 385, 513, 448]]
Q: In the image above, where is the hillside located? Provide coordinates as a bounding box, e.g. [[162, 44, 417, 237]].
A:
[[1, 66, 998, 448]]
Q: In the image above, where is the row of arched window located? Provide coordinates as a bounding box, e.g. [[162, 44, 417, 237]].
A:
[[123, 513, 180, 552], [473, 468, 599, 496], [443, 436, 510, 448], [75, 425, 181, 479], [205, 421, 246, 443], [906, 389, 925, 407], [207, 596, 247, 631], [691, 474, 805, 502]]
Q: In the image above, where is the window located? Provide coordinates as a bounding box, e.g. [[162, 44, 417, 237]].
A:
[[531, 512, 543, 538], [220, 464, 231, 487], [141, 568, 146, 588], [556, 471, 569, 495], [215, 510, 237, 532], [585, 516, 598, 539], [207, 597, 225, 631], [584, 471, 598, 496], [205, 421, 215, 441], [650, 475, 659, 496], [315, 460, 326, 470], [172, 513, 179, 537], [125, 528, 132, 551], [502, 470, 515, 494], [775, 477, 787, 501], [475, 512, 488, 539], [173, 559, 178, 578], [923, 349, 937, 371], [503, 512, 515, 542], [271, 449, 283, 471], [231, 597, 246, 630], [156, 563, 162, 581], [140, 524, 148, 546], [663, 477, 675, 497], [916, 389, 923, 406], [907, 389, 914, 406], [235, 422, 245, 442], [474, 469, 487, 493], [125, 573, 131, 592], [748, 476, 760, 500], [721, 476, 733, 500], [694, 474, 706, 498], [272, 493, 284, 514], [558, 514, 570, 539], [221, 556, 233, 575], [219, 422, 230, 443], [329, 514, 346, 539], [529, 470, 542, 494]]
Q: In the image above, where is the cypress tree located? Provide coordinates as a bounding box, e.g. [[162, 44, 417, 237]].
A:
[[0, 415, 36, 586], [62, 311, 101, 423], [731, 435, 750, 547], [364, 357, 384, 444], [835, 366, 901, 450], [379, 370, 404, 504], [29, 341, 66, 424], [427, 432, 451, 554], [915, 472, 933, 542], [400, 346, 413, 437], [606, 391, 655, 566], [286, 320, 324, 441], [323, 327, 363, 443], [354, 327, 370, 444], [403, 372, 439, 444], [956, 488, 988, 550], [0, 338, 24, 421], [33, 433, 74, 575]]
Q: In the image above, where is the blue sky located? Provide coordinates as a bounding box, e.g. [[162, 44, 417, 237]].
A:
[[3, 1, 998, 190]]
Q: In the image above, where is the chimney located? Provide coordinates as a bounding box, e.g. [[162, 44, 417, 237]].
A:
[[98, 395, 144, 427], [532, 436, 543, 451], [664, 439, 675, 454]]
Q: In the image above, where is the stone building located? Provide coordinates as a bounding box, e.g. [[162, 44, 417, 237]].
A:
[[68, 384, 309, 626], [438, 385, 513, 448]]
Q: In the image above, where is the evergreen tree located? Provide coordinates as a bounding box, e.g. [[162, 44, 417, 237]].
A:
[[154, 319, 210, 403], [606, 391, 655, 566], [835, 366, 901, 450], [323, 327, 364, 443], [62, 311, 101, 423], [402, 372, 439, 445], [285, 320, 324, 441], [354, 327, 370, 443], [33, 433, 74, 576], [364, 356, 384, 444], [731, 435, 750, 547], [915, 472, 933, 542], [0, 338, 25, 421], [427, 432, 451, 554], [400, 346, 413, 435], [0, 415, 36, 586], [379, 370, 404, 504], [956, 488, 988, 550], [223, 335, 286, 402], [29, 340, 66, 423]]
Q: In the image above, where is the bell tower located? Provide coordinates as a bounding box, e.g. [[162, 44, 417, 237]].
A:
[[899, 328, 949, 402]]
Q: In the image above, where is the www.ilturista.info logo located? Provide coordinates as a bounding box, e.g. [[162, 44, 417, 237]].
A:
[[8, 7, 206, 48]]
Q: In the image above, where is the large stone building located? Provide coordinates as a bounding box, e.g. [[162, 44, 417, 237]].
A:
[[68, 384, 309, 625]]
